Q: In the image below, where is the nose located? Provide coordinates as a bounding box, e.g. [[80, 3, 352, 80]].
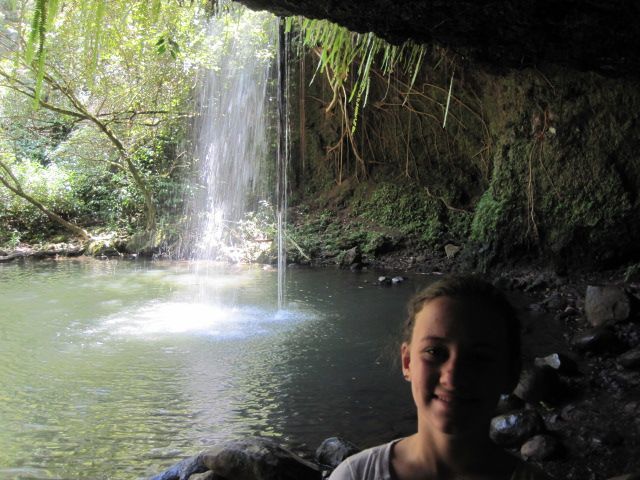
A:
[[439, 350, 465, 389]]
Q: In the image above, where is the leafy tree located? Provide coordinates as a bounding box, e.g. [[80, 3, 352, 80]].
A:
[[0, 0, 210, 241]]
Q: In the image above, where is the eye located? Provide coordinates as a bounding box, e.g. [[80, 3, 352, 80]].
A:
[[422, 346, 448, 361]]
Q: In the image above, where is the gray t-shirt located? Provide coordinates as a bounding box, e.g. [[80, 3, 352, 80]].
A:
[[328, 439, 554, 480], [328, 439, 397, 479]]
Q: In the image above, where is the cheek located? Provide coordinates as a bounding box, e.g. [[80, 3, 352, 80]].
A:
[[409, 356, 439, 386]]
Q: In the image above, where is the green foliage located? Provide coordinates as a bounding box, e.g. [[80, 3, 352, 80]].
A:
[[0, 0, 221, 243], [470, 189, 505, 243], [0, 147, 81, 243], [352, 182, 442, 244], [287, 16, 426, 132]]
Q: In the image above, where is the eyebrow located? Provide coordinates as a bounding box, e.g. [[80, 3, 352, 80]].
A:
[[419, 336, 446, 342], [418, 336, 498, 349]]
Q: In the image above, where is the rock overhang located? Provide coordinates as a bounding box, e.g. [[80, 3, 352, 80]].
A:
[[235, 0, 640, 77]]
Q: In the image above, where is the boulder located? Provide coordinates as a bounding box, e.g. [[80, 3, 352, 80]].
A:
[[584, 285, 630, 327], [520, 434, 561, 460], [315, 437, 360, 470], [199, 438, 321, 480], [150, 438, 321, 480], [489, 410, 544, 447], [149, 454, 208, 480]]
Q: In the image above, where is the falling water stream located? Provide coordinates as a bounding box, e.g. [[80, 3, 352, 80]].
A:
[[180, 3, 289, 308], [276, 18, 290, 309], [181, 4, 276, 262]]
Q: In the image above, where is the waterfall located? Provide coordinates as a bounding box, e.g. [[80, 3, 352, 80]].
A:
[[276, 18, 290, 310], [181, 4, 277, 263], [179, 3, 290, 309]]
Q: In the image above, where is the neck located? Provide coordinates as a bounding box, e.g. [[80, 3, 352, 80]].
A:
[[411, 418, 503, 477]]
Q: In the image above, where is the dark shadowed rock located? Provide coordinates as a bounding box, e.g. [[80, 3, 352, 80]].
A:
[[340, 247, 361, 267], [556, 306, 581, 321], [520, 434, 561, 460], [199, 438, 321, 480], [524, 274, 550, 292], [513, 366, 560, 404], [189, 472, 216, 480], [315, 437, 360, 470], [150, 438, 321, 480], [544, 293, 567, 311], [605, 474, 640, 480], [444, 244, 461, 259], [490, 410, 544, 447], [585, 285, 630, 327], [495, 393, 525, 415], [618, 347, 640, 369], [571, 327, 621, 353], [149, 454, 208, 480]]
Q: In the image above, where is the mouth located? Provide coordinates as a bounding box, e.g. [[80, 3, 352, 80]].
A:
[[432, 391, 473, 405]]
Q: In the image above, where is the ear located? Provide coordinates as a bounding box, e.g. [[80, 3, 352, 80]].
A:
[[401, 342, 411, 381]]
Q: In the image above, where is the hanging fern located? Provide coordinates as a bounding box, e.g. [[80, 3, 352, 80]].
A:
[[24, 0, 61, 107], [287, 16, 426, 132]]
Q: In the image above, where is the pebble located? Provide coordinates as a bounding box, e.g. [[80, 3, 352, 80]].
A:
[[489, 410, 544, 447], [520, 434, 561, 460], [444, 244, 461, 258], [571, 327, 621, 353], [534, 353, 579, 374]]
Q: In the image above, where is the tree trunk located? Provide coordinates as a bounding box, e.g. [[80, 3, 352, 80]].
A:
[[0, 162, 91, 241]]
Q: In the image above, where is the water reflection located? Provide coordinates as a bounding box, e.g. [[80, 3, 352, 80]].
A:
[[0, 260, 420, 479]]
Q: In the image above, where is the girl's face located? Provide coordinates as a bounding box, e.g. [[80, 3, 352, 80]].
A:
[[401, 296, 512, 436]]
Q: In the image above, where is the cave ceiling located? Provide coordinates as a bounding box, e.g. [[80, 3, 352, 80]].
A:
[[235, 0, 640, 77]]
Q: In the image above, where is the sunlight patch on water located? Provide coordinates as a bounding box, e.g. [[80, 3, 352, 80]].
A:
[[90, 301, 317, 340]]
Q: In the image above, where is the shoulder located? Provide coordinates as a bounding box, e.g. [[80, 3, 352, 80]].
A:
[[328, 441, 397, 480], [512, 461, 556, 480]]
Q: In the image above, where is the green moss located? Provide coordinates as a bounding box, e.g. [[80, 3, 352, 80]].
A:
[[470, 190, 505, 243], [351, 182, 443, 245]]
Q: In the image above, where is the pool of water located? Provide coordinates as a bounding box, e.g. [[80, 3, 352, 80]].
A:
[[0, 259, 428, 479]]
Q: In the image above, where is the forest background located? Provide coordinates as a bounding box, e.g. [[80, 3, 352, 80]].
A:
[[2, 0, 640, 275]]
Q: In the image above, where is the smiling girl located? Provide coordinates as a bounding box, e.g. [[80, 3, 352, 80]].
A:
[[329, 276, 553, 480]]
